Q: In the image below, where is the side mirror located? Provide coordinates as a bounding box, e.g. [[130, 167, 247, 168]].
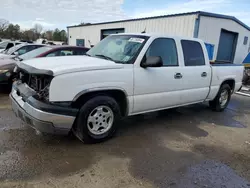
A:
[[141, 56, 163, 68], [14, 51, 19, 56]]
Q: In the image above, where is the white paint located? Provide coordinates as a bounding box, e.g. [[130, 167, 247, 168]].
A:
[[19, 34, 244, 116], [198, 16, 250, 64], [0, 54, 14, 59], [18, 56, 124, 76], [68, 15, 197, 48]]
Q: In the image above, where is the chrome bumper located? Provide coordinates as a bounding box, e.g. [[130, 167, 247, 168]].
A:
[[10, 89, 75, 135]]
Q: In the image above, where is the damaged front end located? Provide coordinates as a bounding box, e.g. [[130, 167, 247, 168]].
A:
[[10, 63, 77, 135], [14, 64, 54, 102]]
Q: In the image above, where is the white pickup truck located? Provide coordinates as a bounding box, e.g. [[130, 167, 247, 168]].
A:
[[10, 33, 243, 143]]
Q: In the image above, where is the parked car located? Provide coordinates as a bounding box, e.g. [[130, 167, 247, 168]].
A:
[[0, 59, 17, 88], [17, 45, 89, 60], [0, 43, 45, 59], [0, 41, 23, 53], [0, 45, 89, 88], [10, 33, 243, 143]]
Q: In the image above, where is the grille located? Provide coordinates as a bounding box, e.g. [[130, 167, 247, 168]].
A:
[[18, 70, 53, 101]]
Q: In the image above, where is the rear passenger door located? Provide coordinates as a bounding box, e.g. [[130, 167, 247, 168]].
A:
[[180, 40, 211, 104]]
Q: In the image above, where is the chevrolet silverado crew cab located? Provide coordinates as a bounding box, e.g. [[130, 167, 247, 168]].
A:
[[10, 33, 243, 143]]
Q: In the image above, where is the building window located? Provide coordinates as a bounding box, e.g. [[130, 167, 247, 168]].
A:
[[244, 36, 248, 45]]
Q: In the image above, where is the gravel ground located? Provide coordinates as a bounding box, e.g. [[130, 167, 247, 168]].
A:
[[0, 87, 250, 188]]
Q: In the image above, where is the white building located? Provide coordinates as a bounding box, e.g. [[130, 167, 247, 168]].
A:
[[67, 11, 250, 64]]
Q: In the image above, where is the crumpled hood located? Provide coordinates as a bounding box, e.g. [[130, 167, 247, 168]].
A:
[[17, 56, 124, 76]]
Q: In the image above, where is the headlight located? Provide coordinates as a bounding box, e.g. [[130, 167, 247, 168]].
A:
[[0, 70, 9, 73]]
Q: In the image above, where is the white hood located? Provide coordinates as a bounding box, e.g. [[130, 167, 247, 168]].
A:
[[18, 56, 124, 76], [0, 53, 13, 60]]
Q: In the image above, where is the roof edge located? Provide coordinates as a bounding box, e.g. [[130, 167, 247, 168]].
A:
[[67, 11, 250, 31], [198, 11, 250, 31], [67, 11, 199, 28]]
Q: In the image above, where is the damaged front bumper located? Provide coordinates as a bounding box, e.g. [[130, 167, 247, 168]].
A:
[[10, 82, 78, 135]]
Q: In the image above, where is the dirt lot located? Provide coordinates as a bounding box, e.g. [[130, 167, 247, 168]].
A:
[[0, 88, 250, 188]]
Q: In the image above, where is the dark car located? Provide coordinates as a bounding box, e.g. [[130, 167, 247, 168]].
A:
[[0, 59, 17, 89], [0, 46, 89, 89]]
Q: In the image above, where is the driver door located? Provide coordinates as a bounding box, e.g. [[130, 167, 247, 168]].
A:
[[133, 38, 183, 114]]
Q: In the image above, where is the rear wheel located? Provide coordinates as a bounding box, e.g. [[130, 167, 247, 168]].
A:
[[74, 95, 121, 144], [209, 84, 231, 112]]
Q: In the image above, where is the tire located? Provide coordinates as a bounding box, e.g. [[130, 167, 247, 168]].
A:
[[74, 95, 121, 144], [209, 84, 231, 112]]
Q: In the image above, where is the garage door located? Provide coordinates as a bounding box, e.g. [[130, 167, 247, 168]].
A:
[[217, 29, 238, 63]]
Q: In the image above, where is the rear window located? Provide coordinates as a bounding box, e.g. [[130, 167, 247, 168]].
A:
[[181, 40, 205, 66]]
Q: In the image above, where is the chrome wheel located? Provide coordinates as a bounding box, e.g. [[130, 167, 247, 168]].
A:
[[87, 105, 114, 135], [219, 89, 229, 107]]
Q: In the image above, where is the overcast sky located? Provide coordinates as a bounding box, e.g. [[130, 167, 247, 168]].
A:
[[1, 0, 250, 31]]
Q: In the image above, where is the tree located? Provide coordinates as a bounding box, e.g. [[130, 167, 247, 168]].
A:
[[4, 24, 21, 40], [0, 19, 9, 38], [79, 22, 91, 26], [33, 23, 43, 39], [45, 30, 53, 40], [52, 28, 61, 41], [21, 29, 36, 41], [60, 30, 67, 42], [13, 24, 21, 39]]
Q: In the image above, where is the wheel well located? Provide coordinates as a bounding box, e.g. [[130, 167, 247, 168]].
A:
[[221, 79, 235, 92], [72, 90, 128, 116]]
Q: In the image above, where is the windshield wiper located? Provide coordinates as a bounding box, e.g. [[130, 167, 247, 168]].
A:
[[94, 54, 115, 62]]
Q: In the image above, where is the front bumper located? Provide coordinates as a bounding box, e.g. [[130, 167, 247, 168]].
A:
[[10, 83, 77, 135]]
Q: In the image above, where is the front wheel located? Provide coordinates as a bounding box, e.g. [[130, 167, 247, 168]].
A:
[[209, 84, 231, 112], [74, 96, 121, 144]]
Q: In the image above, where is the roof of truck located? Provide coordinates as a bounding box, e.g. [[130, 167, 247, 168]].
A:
[[113, 33, 204, 43]]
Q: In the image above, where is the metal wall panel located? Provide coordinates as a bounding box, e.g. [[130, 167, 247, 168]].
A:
[[68, 15, 197, 48], [199, 16, 250, 64]]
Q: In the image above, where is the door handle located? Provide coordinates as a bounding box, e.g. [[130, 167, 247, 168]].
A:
[[201, 72, 207, 77], [174, 73, 183, 79]]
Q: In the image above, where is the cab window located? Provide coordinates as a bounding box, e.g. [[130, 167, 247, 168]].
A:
[[181, 40, 205, 66], [145, 38, 178, 66]]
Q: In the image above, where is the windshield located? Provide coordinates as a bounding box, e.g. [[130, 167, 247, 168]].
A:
[[87, 35, 149, 64], [19, 46, 52, 60], [4, 43, 25, 55]]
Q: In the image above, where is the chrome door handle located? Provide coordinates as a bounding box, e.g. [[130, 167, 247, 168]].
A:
[[201, 72, 207, 77], [174, 73, 183, 79]]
